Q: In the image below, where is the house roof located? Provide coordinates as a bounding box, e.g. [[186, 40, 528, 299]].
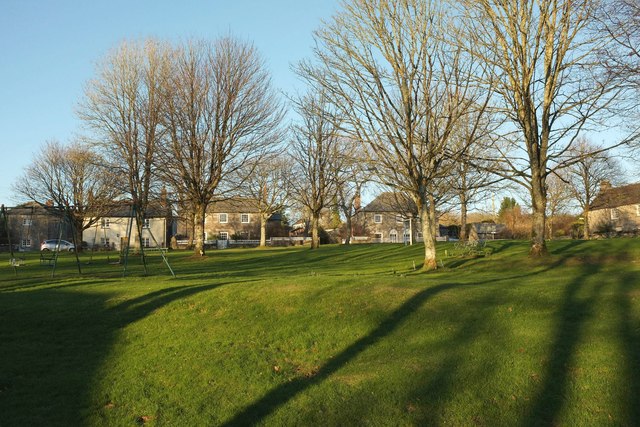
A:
[[208, 198, 260, 213], [590, 183, 640, 210], [361, 192, 417, 215]]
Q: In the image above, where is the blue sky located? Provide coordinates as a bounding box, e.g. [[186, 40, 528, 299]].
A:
[[0, 0, 339, 205]]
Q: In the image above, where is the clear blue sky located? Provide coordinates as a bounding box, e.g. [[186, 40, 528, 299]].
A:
[[0, 0, 339, 205]]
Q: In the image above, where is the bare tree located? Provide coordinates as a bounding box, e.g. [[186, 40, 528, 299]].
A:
[[244, 153, 292, 247], [566, 137, 623, 239], [289, 90, 343, 250], [596, 0, 640, 89], [79, 39, 170, 271], [461, 0, 635, 257], [159, 38, 284, 256], [545, 173, 573, 239], [335, 142, 371, 245], [298, 0, 493, 269], [13, 140, 117, 250]]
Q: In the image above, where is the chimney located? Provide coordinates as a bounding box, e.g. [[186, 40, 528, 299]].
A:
[[599, 180, 612, 193]]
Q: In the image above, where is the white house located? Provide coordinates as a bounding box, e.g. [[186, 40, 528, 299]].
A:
[[83, 203, 170, 250]]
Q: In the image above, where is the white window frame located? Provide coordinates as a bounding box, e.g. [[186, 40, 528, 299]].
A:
[[142, 237, 150, 248], [219, 231, 229, 240], [374, 214, 382, 224], [374, 232, 383, 242], [100, 237, 110, 247], [611, 208, 619, 220], [241, 213, 250, 224], [389, 230, 398, 243], [22, 218, 33, 226], [101, 218, 110, 229], [219, 213, 228, 223], [143, 218, 150, 229], [21, 238, 32, 248]]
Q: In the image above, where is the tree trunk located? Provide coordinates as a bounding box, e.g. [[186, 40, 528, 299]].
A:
[[417, 197, 438, 271], [583, 206, 590, 240], [193, 202, 206, 256], [259, 213, 268, 247], [343, 208, 352, 245], [459, 193, 468, 242], [530, 176, 548, 257], [134, 207, 148, 274], [310, 213, 320, 249]]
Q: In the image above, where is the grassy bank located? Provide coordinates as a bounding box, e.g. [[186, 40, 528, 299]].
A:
[[1, 240, 639, 426]]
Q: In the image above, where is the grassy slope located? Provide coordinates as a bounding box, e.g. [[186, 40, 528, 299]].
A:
[[0, 240, 639, 426]]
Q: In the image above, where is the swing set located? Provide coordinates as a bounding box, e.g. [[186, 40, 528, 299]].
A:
[[2, 203, 175, 278]]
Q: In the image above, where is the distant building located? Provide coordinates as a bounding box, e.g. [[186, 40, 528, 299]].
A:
[[353, 192, 425, 243], [83, 203, 171, 250], [3, 203, 73, 251], [589, 181, 640, 236]]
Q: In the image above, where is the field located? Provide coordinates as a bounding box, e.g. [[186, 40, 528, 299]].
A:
[[1, 240, 639, 426]]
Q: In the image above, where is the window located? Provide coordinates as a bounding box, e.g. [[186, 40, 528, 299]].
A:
[[636, 204, 640, 217], [219, 213, 228, 223], [241, 213, 250, 223], [389, 230, 398, 243], [21, 239, 31, 248], [101, 218, 110, 228], [219, 231, 229, 240], [374, 232, 383, 242], [22, 218, 33, 226], [611, 209, 619, 220], [142, 237, 150, 248], [143, 218, 150, 229], [374, 214, 382, 223], [100, 237, 110, 247]]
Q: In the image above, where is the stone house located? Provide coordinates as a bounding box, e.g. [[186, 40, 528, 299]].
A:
[[589, 181, 640, 236], [3, 203, 73, 251], [354, 192, 425, 243]]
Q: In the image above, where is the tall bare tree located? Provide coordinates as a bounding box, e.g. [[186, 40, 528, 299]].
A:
[[13, 140, 117, 250], [159, 38, 284, 256], [461, 0, 634, 257], [289, 90, 343, 250], [335, 141, 371, 245], [244, 153, 292, 247], [566, 137, 622, 239], [79, 39, 170, 271], [299, 0, 493, 269]]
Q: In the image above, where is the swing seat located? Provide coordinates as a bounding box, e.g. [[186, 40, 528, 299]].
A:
[[40, 253, 56, 266], [10, 257, 25, 267]]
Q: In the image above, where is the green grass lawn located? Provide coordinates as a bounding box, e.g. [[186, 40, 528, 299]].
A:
[[1, 240, 639, 426]]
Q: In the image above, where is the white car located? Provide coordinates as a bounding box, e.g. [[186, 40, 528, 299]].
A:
[[40, 239, 75, 252]]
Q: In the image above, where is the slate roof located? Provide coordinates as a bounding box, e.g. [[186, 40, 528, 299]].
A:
[[207, 198, 260, 213], [361, 192, 418, 215], [590, 183, 640, 210]]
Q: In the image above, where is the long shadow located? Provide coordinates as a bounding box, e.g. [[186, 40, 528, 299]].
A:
[[617, 268, 640, 424], [523, 255, 607, 426], [221, 282, 465, 426], [0, 280, 246, 426]]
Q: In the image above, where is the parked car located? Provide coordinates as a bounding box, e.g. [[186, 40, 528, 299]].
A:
[[40, 239, 75, 252]]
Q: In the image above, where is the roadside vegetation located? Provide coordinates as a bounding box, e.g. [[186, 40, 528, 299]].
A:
[[1, 240, 639, 426]]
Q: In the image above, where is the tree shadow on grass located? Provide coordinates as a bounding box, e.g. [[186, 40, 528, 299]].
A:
[[220, 282, 467, 426], [522, 251, 609, 426], [617, 268, 640, 424], [0, 280, 248, 426]]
